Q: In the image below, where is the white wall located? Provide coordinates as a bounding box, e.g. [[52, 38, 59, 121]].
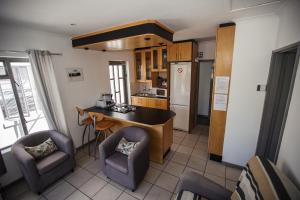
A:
[[198, 61, 212, 116], [275, 0, 300, 188], [222, 14, 279, 166], [0, 23, 134, 185], [198, 39, 216, 60]]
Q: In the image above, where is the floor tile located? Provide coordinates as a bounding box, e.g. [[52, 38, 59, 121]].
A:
[[144, 167, 161, 184], [110, 180, 127, 191], [187, 156, 207, 171], [117, 192, 138, 200], [150, 160, 168, 170], [44, 181, 76, 200], [65, 190, 90, 200], [171, 144, 179, 151], [165, 149, 176, 161], [96, 170, 111, 182], [191, 149, 208, 160], [176, 146, 193, 155], [164, 161, 185, 177], [125, 181, 152, 200], [92, 184, 122, 200], [226, 167, 242, 181], [183, 166, 204, 176], [194, 142, 208, 152], [42, 179, 65, 195], [65, 168, 94, 188], [173, 130, 186, 139], [77, 154, 94, 167], [84, 159, 101, 174], [198, 135, 208, 143], [79, 176, 107, 197], [204, 173, 225, 187], [144, 185, 172, 200], [181, 138, 197, 147], [205, 160, 226, 178], [172, 152, 190, 165], [155, 172, 179, 192], [226, 180, 237, 192], [173, 136, 183, 144]]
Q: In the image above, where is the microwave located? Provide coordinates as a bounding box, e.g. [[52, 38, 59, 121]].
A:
[[153, 88, 167, 98]]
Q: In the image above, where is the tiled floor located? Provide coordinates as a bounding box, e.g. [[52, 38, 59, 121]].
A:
[[4, 125, 242, 200]]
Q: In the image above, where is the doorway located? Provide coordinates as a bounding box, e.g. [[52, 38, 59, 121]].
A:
[[256, 42, 300, 163], [197, 60, 214, 125]]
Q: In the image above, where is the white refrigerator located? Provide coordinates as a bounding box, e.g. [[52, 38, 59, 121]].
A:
[[170, 62, 191, 131]]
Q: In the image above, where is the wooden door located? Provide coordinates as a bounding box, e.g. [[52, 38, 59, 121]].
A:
[[178, 42, 192, 61]]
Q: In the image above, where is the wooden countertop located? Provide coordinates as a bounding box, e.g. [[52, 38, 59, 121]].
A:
[[85, 106, 175, 126]]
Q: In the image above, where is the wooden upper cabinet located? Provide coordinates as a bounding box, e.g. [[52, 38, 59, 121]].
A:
[[152, 46, 168, 72], [178, 42, 192, 61], [167, 44, 177, 62], [160, 46, 168, 71], [152, 48, 159, 72], [167, 42, 193, 62], [135, 51, 143, 81], [144, 50, 152, 81], [135, 49, 152, 82]]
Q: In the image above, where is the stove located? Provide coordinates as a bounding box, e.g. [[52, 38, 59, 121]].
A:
[[110, 104, 135, 113]]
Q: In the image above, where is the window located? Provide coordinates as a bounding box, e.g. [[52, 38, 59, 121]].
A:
[[108, 61, 128, 104], [0, 58, 50, 149]]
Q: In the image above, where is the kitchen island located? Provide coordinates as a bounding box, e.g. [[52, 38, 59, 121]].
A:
[[85, 106, 175, 164]]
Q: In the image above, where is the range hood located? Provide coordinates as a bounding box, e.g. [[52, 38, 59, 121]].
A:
[[72, 20, 174, 51]]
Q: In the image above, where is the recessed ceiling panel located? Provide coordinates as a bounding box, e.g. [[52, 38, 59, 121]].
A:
[[231, 0, 281, 11]]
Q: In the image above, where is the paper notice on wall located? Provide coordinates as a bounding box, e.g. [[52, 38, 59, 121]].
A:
[[213, 94, 228, 111], [215, 76, 230, 94]]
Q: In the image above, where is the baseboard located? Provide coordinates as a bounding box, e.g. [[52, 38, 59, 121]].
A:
[[209, 154, 222, 162]]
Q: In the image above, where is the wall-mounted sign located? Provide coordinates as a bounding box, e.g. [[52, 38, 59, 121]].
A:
[[213, 94, 228, 111], [215, 76, 230, 94], [66, 67, 84, 82]]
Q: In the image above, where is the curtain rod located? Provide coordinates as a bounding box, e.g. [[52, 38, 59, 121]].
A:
[[0, 50, 62, 56]]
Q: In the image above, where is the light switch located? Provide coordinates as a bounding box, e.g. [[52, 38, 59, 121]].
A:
[[257, 84, 266, 91]]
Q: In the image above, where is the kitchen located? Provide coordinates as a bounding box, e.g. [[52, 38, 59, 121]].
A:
[[72, 19, 234, 162]]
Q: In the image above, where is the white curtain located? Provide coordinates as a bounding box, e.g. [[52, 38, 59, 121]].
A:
[[27, 50, 70, 136]]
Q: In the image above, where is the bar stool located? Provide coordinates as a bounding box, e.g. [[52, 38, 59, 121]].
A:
[[88, 112, 115, 159], [76, 106, 93, 155]]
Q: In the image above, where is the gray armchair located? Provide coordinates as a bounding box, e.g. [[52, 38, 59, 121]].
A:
[[99, 126, 149, 191], [177, 171, 232, 200], [12, 130, 75, 194]]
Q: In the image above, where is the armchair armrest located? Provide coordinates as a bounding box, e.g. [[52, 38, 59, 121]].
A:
[[50, 130, 74, 157], [12, 144, 39, 180], [178, 171, 232, 200]]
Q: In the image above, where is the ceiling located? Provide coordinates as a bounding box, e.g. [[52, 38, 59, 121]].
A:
[[0, 0, 284, 41]]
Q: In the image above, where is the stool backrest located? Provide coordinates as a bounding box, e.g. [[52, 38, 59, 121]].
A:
[[76, 106, 85, 116], [88, 112, 104, 122]]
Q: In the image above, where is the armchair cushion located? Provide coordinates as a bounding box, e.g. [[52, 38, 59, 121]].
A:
[[115, 137, 140, 156], [24, 137, 58, 159], [36, 151, 68, 175], [105, 152, 128, 174]]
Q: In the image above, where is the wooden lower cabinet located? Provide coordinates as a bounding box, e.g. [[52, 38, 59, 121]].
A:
[[131, 96, 168, 110]]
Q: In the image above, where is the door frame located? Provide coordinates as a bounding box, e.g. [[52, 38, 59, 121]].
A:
[[256, 41, 300, 163]]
